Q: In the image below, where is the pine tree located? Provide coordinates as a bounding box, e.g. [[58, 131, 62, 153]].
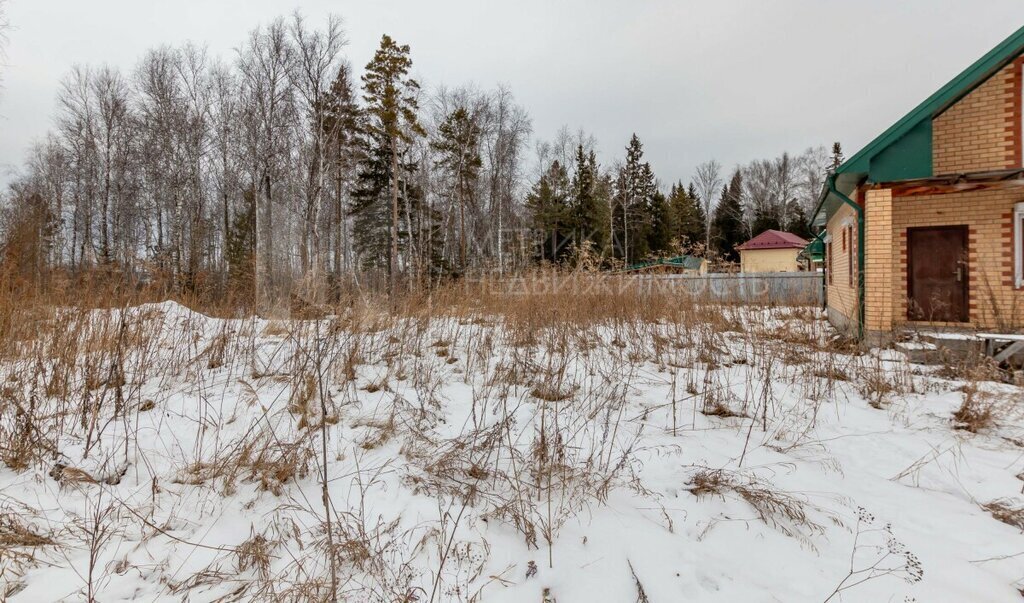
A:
[[711, 169, 745, 262], [362, 34, 424, 296]]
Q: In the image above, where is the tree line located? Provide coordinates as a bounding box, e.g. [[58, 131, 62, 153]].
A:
[[524, 135, 832, 267], [0, 11, 838, 305]]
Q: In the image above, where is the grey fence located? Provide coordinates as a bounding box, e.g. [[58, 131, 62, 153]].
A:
[[630, 272, 825, 306]]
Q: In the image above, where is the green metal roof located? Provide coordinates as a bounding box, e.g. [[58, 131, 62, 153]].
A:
[[813, 24, 1024, 227], [624, 255, 705, 272], [801, 236, 824, 261]]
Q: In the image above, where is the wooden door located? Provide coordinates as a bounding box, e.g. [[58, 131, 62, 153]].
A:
[[907, 226, 968, 322]]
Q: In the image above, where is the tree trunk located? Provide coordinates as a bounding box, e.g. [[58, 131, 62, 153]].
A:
[[623, 209, 629, 266], [222, 183, 229, 282], [334, 166, 343, 277], [459, 184, 467, 272], [101, 142, 112, 265], [497, 188, 503, 277], [389, 137, 399, 300], [173, 189, 183, 290]]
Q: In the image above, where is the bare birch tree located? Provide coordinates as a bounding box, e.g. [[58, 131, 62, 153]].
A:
[[289, 13, 346, 275], [693, 159, 722, 250], [238, 18, 296, 310]]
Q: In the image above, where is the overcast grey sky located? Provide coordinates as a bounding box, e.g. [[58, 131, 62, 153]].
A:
[[0, 1, 1020, 190]]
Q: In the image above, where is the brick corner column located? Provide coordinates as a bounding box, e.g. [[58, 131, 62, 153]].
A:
[[864, 188, 894, 333]]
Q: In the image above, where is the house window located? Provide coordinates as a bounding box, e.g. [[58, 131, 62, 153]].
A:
[[827, 240, 833, 285], [847, 226, 855, 288], [842, 229, 847, 251], [1015, 202, 1024, 288]]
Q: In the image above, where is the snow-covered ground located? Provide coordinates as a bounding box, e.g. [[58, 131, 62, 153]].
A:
[[2, 301, 1023, 602]]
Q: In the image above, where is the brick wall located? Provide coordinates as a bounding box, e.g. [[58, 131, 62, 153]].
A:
[[933, 55, 1024, 174], [889, 187, 1024, 331], [864, 189, 894, 333], [826, 202, 859, 331]]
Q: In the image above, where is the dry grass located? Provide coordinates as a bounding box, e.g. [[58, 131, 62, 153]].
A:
[[0, 267, 1014, 600], [0, 512, 54, 549], [0, 506, 56, 599], [982, 499, 1024, 530], [952, 387, 997, 433], [174, 428, 314, 496], [688, 467, 827, 543], [235, 531, 277, 583], [529, 383, 576, 402], [951, 367, 1015, 433]]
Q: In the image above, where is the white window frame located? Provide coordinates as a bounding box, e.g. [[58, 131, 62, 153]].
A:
[[1016, 202, 1024, 289]]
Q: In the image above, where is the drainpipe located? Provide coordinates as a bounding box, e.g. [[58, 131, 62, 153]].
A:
[[826, 175, 866, 339]]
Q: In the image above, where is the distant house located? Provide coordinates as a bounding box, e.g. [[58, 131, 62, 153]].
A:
[[798, 235, 825, 272], [812, 25, 1024, 339], [623, 255, 707, 275], [737, 230, 809, 273]]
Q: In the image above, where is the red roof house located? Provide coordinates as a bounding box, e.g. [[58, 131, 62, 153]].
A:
[[736, 230, 809, 273], [736, 230, 809, 251]]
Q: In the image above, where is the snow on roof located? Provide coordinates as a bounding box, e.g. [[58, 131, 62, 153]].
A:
[[737, 229, 809, 251]]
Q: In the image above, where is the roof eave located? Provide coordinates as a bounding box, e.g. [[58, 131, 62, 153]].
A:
[[821, 24, 1024, 213]]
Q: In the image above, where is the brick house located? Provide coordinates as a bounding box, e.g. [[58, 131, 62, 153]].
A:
[[812, 26, 1024, 340]]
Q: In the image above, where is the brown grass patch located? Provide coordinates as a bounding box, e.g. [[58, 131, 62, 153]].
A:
[[983, 499, 1024, 530], [0, 513, 55, 549], [530, 383, 576, 402], [688, 467, 825, 542]]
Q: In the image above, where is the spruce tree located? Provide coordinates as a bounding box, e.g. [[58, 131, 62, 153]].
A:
[[352, 129, 445, 278], [787, 204, 814, 240], [526, 160, 571, 263], [711, 169, 745, 262], [401, 168, 449, 280], [570, 146, 608, 254], [829, 142, 844, 173], [596, 171, 616, 260], [226, 192, 257, 293], [617, 134, 656, 264], [646, 190, 674, 256], [668, 181, 705, 250], [751, 205, 782, 236], [319, 65, 361, 276], [351, 129, 395, 269], [321, 66, 361, 153]]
